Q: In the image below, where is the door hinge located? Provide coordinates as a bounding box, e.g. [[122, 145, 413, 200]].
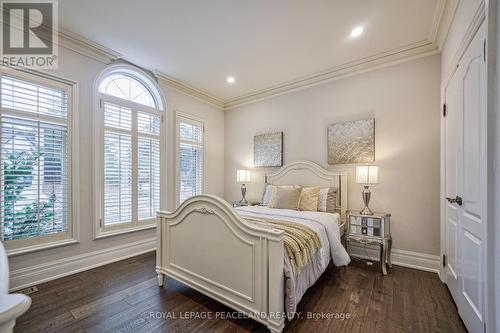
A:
[[443, 103, 447, 117], [442, 254, 446, 267], [99, 218, 103, 228], [99, 98, 103, 109]]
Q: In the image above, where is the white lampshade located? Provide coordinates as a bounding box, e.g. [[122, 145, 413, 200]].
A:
[[355, 165, 379, 184], [237, 169, 251, 183]]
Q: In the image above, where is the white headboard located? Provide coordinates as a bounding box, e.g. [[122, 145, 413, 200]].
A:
[[265, 160, 348, 222]]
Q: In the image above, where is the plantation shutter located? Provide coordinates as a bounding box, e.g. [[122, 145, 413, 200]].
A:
[[1, 75, 70, 241], [103, 102, 132, 225], [178, 117, 204, 203], [137, 112, 160, 220], [102, 103, 161, 226]]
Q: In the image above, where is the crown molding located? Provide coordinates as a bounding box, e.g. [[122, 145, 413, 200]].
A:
[[57, 29, 123, 64], [433, 0, 460, 50], [224, 0, 454, 110], [54, 29, 224, 109], [428, 0, 448, 46], [153, 71, 225, 110], [224, 40, 438, 110], [1, 9, 123, 63]]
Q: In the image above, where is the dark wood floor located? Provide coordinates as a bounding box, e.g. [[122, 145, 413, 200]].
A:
[[15, 252, 467, 333]]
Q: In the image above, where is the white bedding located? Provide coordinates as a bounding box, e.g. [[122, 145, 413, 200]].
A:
[[235, 206, 350, 267], [235, 206, 350, 315]]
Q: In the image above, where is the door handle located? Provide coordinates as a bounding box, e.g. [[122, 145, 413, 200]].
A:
[[446, 196, 463, 206]]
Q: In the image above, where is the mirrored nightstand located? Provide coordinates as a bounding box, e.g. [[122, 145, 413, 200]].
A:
[[346, 211, 392, 275]]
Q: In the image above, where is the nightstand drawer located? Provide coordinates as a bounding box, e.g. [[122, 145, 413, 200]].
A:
[[347, 212, 390, 237], [349, 225, 381, 237], [349, 216, 381, 228]]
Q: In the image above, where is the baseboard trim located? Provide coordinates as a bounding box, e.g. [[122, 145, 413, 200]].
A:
[[349, 244, 441, 275], [9, 239, 440, 292], [9, 237, 156, 292]]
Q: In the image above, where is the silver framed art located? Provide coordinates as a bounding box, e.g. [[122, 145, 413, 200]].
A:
[[254, 132, 283, 167], [327, 119, 375, 164]]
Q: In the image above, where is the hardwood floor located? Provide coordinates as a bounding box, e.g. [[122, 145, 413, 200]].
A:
[[15, 252, 467, 333]]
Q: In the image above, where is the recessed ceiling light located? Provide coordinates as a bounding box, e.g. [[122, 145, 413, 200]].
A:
[[350, 26, 364, 38], [227, 76, 235, 84]]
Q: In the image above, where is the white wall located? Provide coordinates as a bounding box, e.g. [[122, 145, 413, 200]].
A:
[[6, 45, 225, 286], [225, 54, 441, 257]]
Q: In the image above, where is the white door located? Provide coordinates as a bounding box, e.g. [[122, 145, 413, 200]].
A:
[[444, 56, 460, 305], [444, 22, 486, 333]]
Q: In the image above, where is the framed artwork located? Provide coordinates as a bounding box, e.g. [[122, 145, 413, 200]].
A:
[[254, 132, 283, 167], [327, 118, 375, 164]]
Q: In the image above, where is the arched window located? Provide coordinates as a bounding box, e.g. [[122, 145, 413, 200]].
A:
[[95, 65, 165, 236], [98, 73, 157, 108]]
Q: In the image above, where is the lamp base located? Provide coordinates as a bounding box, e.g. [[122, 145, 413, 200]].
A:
[[360, 185, 374, 215], [360, 206, 374, 215], [239, 184, 248, 204]]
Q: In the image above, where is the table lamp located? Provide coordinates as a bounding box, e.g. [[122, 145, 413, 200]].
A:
[[236, 170, 251, 204], [355, 165, 378, 215]]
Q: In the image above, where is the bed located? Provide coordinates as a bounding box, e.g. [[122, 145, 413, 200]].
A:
[[156, 160, 348, 333]]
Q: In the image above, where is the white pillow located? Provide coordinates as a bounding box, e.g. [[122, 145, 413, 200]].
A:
[[260, 185, 275, 206]]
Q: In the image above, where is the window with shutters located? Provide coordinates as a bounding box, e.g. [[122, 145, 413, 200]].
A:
[[96, 65, 164, 237], [0, 68, 77, 254], [176, 114, 204, 205]]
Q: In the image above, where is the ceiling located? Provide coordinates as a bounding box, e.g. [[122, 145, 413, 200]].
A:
[[59, 0, 447, 104]]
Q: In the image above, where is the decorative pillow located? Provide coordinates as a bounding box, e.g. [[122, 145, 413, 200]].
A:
[[267, 185, 301, 207], [269, 187, 301, 210], [317, 187, 337, 213], [298, 187, 320, 211]]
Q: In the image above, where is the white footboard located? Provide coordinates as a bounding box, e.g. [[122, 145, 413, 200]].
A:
[[156, 195, 286, 333]]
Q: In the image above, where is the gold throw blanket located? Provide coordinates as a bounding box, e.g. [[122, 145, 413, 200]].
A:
[[243, 216, 322, 275]]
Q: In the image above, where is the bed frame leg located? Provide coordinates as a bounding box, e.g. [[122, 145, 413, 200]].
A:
[[156, 272, 165, 287]]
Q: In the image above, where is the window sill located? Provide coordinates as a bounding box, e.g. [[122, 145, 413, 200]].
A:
[[6, 238, 79, 257], [94, 223, 156, 240]]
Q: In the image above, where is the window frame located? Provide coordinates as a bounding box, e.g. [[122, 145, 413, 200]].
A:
[[1, 66, 80, 256], [175, 112, 206, 207], [94, 64, 166, 239]]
